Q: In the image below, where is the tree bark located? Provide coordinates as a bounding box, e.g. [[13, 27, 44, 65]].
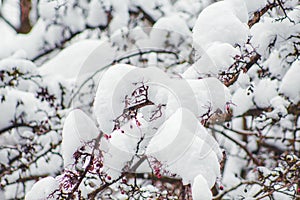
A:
[[18, 0, 32, 33]]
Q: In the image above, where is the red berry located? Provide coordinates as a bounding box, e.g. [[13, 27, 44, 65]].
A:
[[219, 185, 224, 190], [136, 120, 141, 126], [88, 165, 94, 171], [100, 163, 103, 168], [107, 176, 111, 180], [104, 134, 112, 139]]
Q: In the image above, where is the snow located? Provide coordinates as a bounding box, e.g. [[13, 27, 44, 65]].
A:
[[94, 64, 199, 133], [0, 57, 36, 74], [0, 88, 50, 131], [133, 0, 172, 22], [0, 0, 20, 28], [263, 50, 289, 79], [222, 155, 248, 194], [280, 60, 300, 103], [38, 0, 62, 20], [0, 19, 46, 59], [266, 96, 289, 119], [39, 40, 102, 79], [149, 15, 192, 60], [2, 0, 299, 199], [254, 79, 278, 108], [151, 15, 192, 38], [244, 0, 268, 14], [231, 88, 254, 116], [192, 174, 212, 200], [86, 0, 108, 27], [226, 0, 249, 23], [183, 42, 241, 78], [250, 21, 277, 57], [93, 63, 224, 186], [25, 177, 59, 200], [93, 64, 136, 133], [146, 108, 221, 186], [100, 118, 152, 179], [43, 25, 65, 47], [109, 0, 130, 32], [0, 19, 16, 58], [1, 2, 102, 60], [192, 0, 249, 52], [173, 0, 203, 28], [62, 109, 99, 167], [187, 77, 231, 116], [250, 14, 298, 57], [237, 72, 250, 89], [29, 153, 62, 177], [0, 190, 4, 200], [61, 6, 86, 33]]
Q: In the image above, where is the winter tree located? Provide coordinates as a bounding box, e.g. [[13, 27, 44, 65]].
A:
[[0, 0, 299, 199]]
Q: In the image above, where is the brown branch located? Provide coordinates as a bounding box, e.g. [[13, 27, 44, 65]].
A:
[[18, 0, 32, 33], [0, 123, 33, 135], [248, 2, 278, 28], [224, 54, 261, 87], [125, 100, 154, 112]]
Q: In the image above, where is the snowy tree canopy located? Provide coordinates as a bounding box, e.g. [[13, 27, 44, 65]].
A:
[[0, 0, 299, 199]]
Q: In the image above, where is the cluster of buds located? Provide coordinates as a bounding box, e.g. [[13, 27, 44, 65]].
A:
[[33, 120, 51, 135], [88, 157, 104, 174], [149, 158, 164, 179], [104, 134, 112, 140], [57, 170, 79, 193], [36, 87, 57, 107]]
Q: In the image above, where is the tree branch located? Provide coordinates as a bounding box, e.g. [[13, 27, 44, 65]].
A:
[[0, 123, 33, 135], [248, 2, 278, 28], [210, 126, 262, 166]]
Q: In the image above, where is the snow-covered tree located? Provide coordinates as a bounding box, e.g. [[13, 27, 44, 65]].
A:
[[0, 0, 299, 199]]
